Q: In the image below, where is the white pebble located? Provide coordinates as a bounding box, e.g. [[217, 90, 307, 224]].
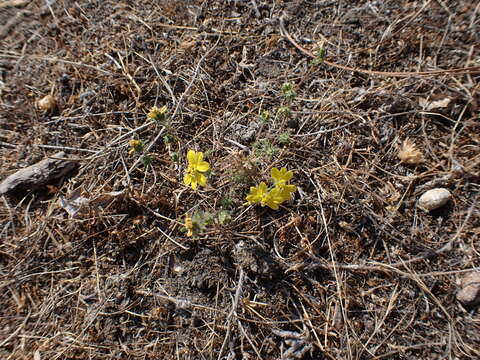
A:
[[418, 188, 452, 211]]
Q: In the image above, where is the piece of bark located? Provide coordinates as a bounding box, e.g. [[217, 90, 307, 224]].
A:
[[0, 152, 78, 196], [457, 272, 480, 307]]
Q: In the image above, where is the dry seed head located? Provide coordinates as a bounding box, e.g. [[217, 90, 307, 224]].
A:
[[184, 214, 193, 237], [37, 94, 57, 112], [398, 138, 423, 164]]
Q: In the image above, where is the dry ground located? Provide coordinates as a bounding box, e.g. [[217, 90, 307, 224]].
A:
[[1, 0, 479, 359]]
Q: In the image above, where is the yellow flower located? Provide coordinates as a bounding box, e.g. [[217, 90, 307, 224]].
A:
[[276, 183, 296, 200], [245, 166, 296, 210], [262, 187, 285, 210], [271, 166, 296, 201], [246, 182, 269, 204], [183, 150, 210, 190], [246, 182, 285, 210], [147, 105, 168, 122], [128, 139, 143, 155], [271, 167, 294, 185]]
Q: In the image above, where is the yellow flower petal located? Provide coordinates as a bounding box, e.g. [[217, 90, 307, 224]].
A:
[[189, 151, 202, 167], [184, 173, 193, 186], [185, 214, 193, 237], [195, 152, 204, 164], [196, 161, 210, 172], [190, 178, 198, 190], [276, 183, 296, 196], [246, 192, 261, 203], [187, 150, 197, 164], [198, 172, 207, 186], [271, 167, 281, 180], [184, 168, 208, 190], [185, 150, 211, 190], [264, 198, 280, 210]]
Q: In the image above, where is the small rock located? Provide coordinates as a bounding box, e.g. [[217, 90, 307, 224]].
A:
[[417, 188, 452, 211], [457, 272, 480, 307], [58, 73, 70, 85], [231, 121, 259, 143]]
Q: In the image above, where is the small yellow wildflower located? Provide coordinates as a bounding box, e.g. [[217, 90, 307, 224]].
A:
[[271, 167, 296, 200], [147, 105, 168, 122], [279, 184, 296, 198], [245, 166, 296, 210], [128, 139, 143, 155], [245, 182, 285, 210], [271, 167, 294, 184], [262, 187, 285, 210], [183, 150, 210, 190], [246, 182, 269, 204]]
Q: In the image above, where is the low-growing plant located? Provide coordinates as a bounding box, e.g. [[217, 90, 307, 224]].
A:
[[147, 105, 168, 123], [219, 196, 235, 209], [128, 139, 144, 155], [193, 210, 215, 228], [277, 106, 292, 119], [277, 132, 291, 145], [170, 151, 180, 162], [260, 110, 271, 123], [142, 154, 153, 167], [183, 212, 211, 237], [253, 139, 278, 159], [281, 82, 296, 101], [128, 138, 152, 167], [217, 210, 231, 225], [245, 167, 296, 210], [183, 209, 231, 237], [231, 171, 248, 184], [163, 134, 176, 144], [311, 46, 326, 65]]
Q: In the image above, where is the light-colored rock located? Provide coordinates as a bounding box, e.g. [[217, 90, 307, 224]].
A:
[[457, 272, 480, 307], [418, 188, 452, 211]]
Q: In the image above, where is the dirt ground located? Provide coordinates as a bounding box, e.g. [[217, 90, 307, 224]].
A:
[[1, 0, 479, 359]]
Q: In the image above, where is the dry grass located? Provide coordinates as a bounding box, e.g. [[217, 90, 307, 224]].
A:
[[1, 0, 479, 359]]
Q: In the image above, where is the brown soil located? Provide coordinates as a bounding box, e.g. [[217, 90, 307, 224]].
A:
[[1, 1, 479, 359]]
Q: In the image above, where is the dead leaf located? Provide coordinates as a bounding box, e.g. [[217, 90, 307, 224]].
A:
[[59, 189, 125, 218], [418, 95, 452, 111]]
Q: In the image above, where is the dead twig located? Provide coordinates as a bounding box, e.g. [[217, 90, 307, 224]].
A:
[[298, 196, 477, 275], [279, 15, 480, 77]]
